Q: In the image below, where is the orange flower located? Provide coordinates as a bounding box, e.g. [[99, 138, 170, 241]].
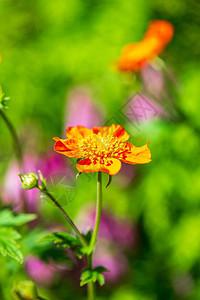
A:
[[53, 124, 151, 175], [117, 20, 174, 72]]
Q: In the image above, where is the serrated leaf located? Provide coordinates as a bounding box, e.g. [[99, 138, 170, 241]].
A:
[[39, 232, 81, 247], [39, 231, 81, 247], [0, 227, 23, 263], [97, 273, 105, 286], [80, 266, 109, 287], [39, 231, 88, 259], [0, 210, 36, 227]]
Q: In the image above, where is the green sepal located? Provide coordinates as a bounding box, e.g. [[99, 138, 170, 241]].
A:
[[38, 170, 47, 191]]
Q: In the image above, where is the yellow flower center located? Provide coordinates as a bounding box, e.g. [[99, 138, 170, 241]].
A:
[[79, 133, 128, 164]]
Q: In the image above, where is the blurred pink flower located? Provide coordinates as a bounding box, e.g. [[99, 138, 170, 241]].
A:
[[77, 207, 136, 283], [64, 87, 103, 131], [26, 256, 56, 286], [115, 163, 136, 187], [2, 154, 39, 213], [125, 93, 164, 124], [93, 242, 128, 283], [38, 152, 72, 179], [2, 152, 71, 214], [141, 64, 165, 99]]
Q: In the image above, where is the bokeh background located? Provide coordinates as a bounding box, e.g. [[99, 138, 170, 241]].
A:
[[0, 0, 200, 299]]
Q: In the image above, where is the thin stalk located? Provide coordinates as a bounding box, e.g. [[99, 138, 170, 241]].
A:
[[87, 252, 94, 300], [87, 280, 94, 300], [89, 172, 102, 250], [42, 189, 87, 247], [0, 109, 22, 165], [86, 172, 103, 300]]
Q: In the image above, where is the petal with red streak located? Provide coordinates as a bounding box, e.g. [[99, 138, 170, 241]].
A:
[[53, 137, 83, 158], [76, 157, 122, 175], [93, 124, 129, 142], [119, 142, 151, 165]]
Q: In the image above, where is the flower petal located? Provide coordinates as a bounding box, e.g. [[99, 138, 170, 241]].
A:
[[116, 20, 174, 72], [119, 142, 151, 165], [93, 124, 129, 142], [53, 137, 83, 158], [76, 158, 122, 175], [66, 126, 93, 139], [144, 20, 174, 46]]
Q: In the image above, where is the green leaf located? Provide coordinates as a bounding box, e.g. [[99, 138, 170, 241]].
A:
[[80, 230, 93, 255], [39, 231, 81, 247], [80, 266, 109, 287], [39, 231, 93, 259], [0, 227, 23, 263], [82, 229, 92, 244], [0, 210, 36, 227]]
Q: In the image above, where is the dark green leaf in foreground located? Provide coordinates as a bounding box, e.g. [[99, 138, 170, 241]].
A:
[[0, 209, 36, 227], [80, 266, 109, 287], [39, 231, 81, 247], [0, 227, 23, 263], [39, 231, 84, 257]]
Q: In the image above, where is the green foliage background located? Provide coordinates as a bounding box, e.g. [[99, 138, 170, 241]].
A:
[[0, 0, 200, 299]]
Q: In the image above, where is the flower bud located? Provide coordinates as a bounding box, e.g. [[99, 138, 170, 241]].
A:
[[18, 172, 38, 190]]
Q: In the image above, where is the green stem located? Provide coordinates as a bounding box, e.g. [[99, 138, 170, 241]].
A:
[[89, 172, 102, 250], [42, 189, 87, 247], [0, 109, 22, 165], [87, 252, 94, 300], [86, 172, 103, 300], [87, 280, 94, 300]]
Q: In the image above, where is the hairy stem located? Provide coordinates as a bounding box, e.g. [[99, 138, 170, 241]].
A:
[[42, 189, 87, 247], [0, 109, 22, 165], [89, 172, 102, 249], [86, 172, 103, 300]]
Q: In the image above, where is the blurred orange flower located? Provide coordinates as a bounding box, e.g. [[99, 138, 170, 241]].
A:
[[53, 124, 151, 175], [117, 20, 174, 72]]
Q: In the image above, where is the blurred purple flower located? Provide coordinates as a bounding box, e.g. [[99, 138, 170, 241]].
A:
[[115, 163, 136, 187], [78, 207, 136, 249], [38, 152, 72, 179], [77, 207, 136, 283], [141, 64, 164, 99], [64, 87, 103, 131], [26, 256, 56, 286], [93, 242, 128, 283], [2, 152, 71, 214], [2, 154, 39, 213], [124, 93, 164, 124]]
